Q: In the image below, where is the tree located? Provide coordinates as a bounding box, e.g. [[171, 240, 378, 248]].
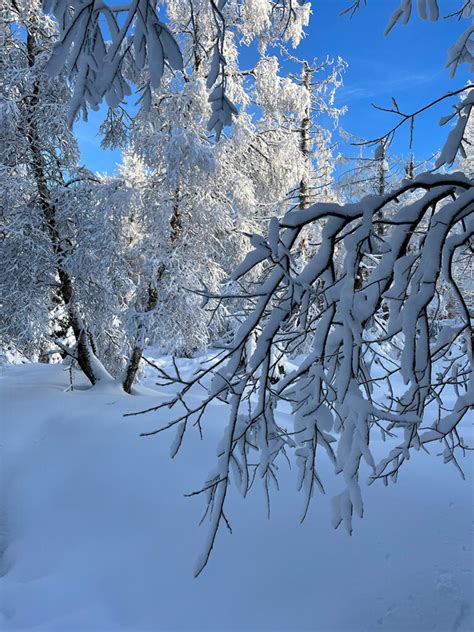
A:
[[115, 46, 345, 388], [3, 0, 343, 392], [0, 1, 114, 382], [127, 2, 473, 575], [3, 1, 472, 575], [39, 0, 472, 142], [1, 1, 144, 385], [40, 0, 311, 133]]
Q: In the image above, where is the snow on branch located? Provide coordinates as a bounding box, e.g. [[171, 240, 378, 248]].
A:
[[42, 0, 183, 124], [343, 0, 472, 77], [39, 0, 310, 134], [384, 0, 473, 77], [130, 171, 474, 574]]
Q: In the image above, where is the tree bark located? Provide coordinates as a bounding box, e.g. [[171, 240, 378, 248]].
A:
[[25, 26, 107, 385], [123, 286, 159, 393], [298, 63, 312, 212]]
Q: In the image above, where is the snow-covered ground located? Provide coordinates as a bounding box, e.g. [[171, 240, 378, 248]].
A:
[[0, 357, 472, 631]]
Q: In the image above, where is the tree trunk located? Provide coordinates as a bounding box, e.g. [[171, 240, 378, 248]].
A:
[[123, 286, 159, 393], [405, 154, 415, 180], [122, 182, 184, 392], [299, 63, 312, 212], [25, 27, 109, 386], [374, 141, 387, 238], [296, 63, 313, 262]]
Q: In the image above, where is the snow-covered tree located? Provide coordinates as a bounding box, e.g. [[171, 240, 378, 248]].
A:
[[119, 50, 346, 385], [39, 0, 472, 133], [128, 4, 473, 575], [1, 2, 136, 384], [3, 0, 346, 393], [0, 2, 101, 376], [134, 167, 473, 576], [39, 0, 310, 136], [458, 96, 474, 178]]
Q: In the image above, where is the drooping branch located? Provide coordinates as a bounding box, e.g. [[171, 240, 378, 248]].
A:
[[131, 171, 473, 573]]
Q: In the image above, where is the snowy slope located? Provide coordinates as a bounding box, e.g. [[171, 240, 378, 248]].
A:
[[0, 359, 472, 631]]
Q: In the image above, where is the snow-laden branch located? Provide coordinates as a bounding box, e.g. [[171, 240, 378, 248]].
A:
[[132, 171, 473, 574], [37, 0, 310, 133], [384, 0, 473, 78]]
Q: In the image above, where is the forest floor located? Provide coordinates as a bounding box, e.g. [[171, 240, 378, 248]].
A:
[[0, 354, 473, 631]]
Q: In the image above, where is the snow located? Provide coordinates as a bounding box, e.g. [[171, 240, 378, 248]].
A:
[[1, 357, 473, 631]]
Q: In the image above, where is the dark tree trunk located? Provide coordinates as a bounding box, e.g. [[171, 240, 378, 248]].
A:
[[25, 27, 106, 386], [123, 286, 159, 393]]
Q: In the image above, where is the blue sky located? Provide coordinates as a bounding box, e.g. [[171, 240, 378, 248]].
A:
[[76, 0, 470, 174]]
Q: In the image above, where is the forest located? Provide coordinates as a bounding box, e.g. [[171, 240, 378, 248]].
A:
[[0, 1, 473, 630]]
